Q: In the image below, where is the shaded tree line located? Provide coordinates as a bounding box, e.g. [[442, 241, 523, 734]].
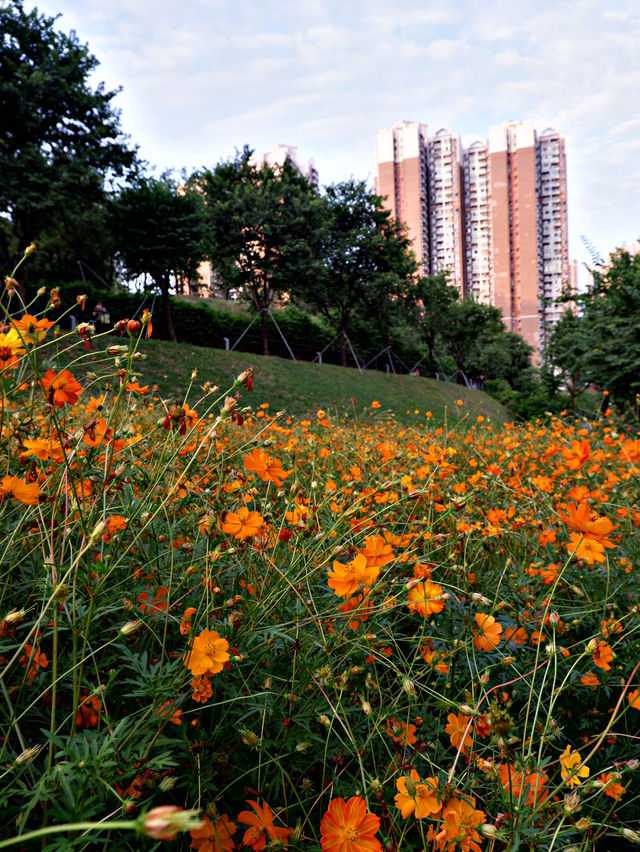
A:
[[543, 248, 640, 413]]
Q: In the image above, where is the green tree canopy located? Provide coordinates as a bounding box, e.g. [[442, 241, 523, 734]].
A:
[[194, 148, 323, 356], [413, 272, 460, 376], [0, 0, 136, 285], [110, 175, 206, 342], [437, 298, 505, 385], [545, 248, 640, 409], [297, 179, 418, 367]]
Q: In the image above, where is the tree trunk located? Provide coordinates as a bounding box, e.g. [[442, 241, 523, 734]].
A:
[[339, 328, 347, 368], [261, 308, 269, 356], [427, 334, 437, 376], [160, 278, 177, 342]]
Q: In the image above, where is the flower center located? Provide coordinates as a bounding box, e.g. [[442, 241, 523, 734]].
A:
[[345, 827, 359, 841], [0, 346, 13, 360], [205, 641, 220, 657]]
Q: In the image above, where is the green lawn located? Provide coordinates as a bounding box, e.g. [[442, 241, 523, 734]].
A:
[[119, 338, 511, 425]]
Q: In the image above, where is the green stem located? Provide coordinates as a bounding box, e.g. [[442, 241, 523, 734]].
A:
[[0, 821, 137, 849]]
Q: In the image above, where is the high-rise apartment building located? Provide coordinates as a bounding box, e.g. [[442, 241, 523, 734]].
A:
[[373, 119, 570, 352], [463, 141, 492, 304], [250, 143, 319, 187], [427, 128, 466, 288], [374, 121, 429, 272]]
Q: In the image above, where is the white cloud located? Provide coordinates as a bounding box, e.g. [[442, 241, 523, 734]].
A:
[[25, 0, 640, 262]]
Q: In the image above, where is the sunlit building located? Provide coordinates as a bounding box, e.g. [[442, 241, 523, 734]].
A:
[[373, 119, 571, 352]]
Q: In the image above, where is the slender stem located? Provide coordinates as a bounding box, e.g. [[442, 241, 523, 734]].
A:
[[0, 821, 138, 849]]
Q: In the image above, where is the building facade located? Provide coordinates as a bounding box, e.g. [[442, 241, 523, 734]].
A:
[[374, 121, 429, 272], [373, 119, 571, 352]]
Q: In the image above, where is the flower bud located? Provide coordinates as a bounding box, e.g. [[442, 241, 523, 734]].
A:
[[141, 806, 202, 841], [16, 744, 43, 765]]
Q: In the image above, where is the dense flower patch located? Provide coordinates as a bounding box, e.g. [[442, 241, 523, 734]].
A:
[[0, 277, 639, 850]]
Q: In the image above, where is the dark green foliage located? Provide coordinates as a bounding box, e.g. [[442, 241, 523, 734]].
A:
[[109, 175, 207, 341], [296, 179, 419, 367], [194, 148, 324, 355], [545, 248, 640, 410], [412, 273, 460, 376], [0, 0, 136, 285]]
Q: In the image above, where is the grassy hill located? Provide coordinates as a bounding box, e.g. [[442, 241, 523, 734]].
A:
[[123, 338, 510, 424]]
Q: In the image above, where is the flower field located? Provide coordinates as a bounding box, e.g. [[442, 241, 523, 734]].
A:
[[1, 281, 639, 850]]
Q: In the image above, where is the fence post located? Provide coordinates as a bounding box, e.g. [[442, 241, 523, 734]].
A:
[[224, 337, 230, 350]]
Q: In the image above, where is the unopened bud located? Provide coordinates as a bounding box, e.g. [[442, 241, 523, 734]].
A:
[[585, 638, 598, 654], [402, 678, 416, 699], [563, 791, 581, 815], [89, 520, 107, 542], [4, 609, 25, 624], [120, 620, 141, 636], [240, 729, 259, 747], [141, 805, 202, 841], [15, 744, 43, 765]]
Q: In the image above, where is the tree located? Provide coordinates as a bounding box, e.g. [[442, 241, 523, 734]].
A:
[[543, 309, 589, 414], [0, 0, 136, 285], [195, 148, 323, 356], [414, 272, 460, 376], [298, 180, 418, 367], [544, 247, 640, 409], [439, 299, 504, 385], [110, 176, 206, 342]]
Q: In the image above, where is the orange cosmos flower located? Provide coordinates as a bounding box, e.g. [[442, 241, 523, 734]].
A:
[[137, 586, 169, 616], [41, 368, 83, 408], [598, 772, 626, 801], [243, 448, 291, 486], [580, 671, 599, 689], [12, 313, 54, 344], [498, 764, 548, 806], [628, 689, 640, 710], [180, 606, 198, 635], [561, 439, 591, 470], [20, 643, 48, 680], [338, 592, 373, 631], [593, 640, 614, 671], [185, 628, 229, 677], [441, 796, 485, 852], [22, 436, 64, 462], [394, 769, 440, 819], [156, 701, 182, 725], [104, 514, 127, 541], [445, 712, 473, 754], [221, 506, 263, 540], [567, 533, 610, 564], [0, 475, 40, 505], [320, 795, 382, 852], [190, 814, 236, 852], [328, 553, 378, 598], [82, 418, 113, 448], [360, 533, 394, 568], [237, 800, 293, 850], [407, 580, 445, 617], [559, 745, 589, 788], [75, 691, 101, 728], [559, 502, 617, 545], [191, 674, 213, 703], [473, 613, 503, 652], [386, 718, 417, 746], [0, 328, 25, 372]]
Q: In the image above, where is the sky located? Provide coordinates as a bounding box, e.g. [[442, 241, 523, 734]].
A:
[[29, 0, 640, 278]]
